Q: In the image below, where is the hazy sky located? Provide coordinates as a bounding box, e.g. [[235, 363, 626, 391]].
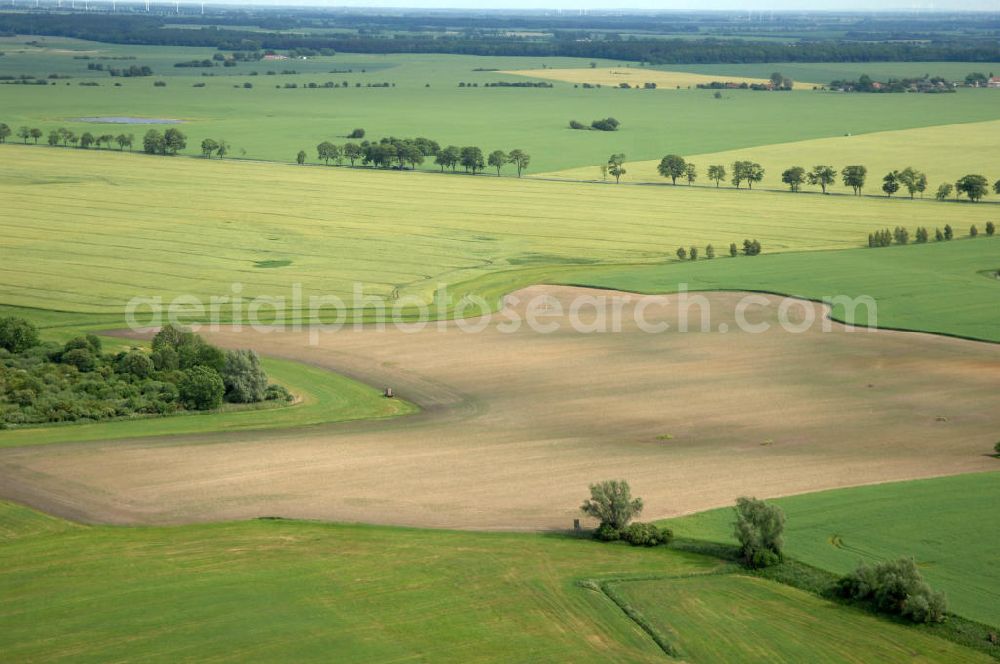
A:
[[228, 0, 998, 9]]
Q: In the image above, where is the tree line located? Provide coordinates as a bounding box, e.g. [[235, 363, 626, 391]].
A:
[[308, 136, 531, 177], [597, 151, 1000, 202], [3, 13, 998, 65], [868, 221, 994, 247]]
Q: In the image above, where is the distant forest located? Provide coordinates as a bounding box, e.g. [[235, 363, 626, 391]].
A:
[[1, 11, 1000, 64]]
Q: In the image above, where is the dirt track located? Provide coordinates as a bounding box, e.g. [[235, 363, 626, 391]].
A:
[[1, 287, 997, 530]]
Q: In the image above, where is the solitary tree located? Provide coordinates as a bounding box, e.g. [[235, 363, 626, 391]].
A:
[[488, 150, 508, 176], [705, 244, 715, 259], [841, 165, 867, 196], [781, 166, 805, 192], [994, 179, 1000, 195], [944, 224, 954, 240], [676, 247, 687, 260], [955, 174, 989, 202], [882, 171, 900, 197], [657, 154, 687, 185], [986, 221, 996, 236], [508, 149, 531, 177], [296, 150, 306, 165], [970, 224, 979, 238], [806, 165, 836, 194], [684, 163, 697, 186], [707, 164, 726, 187], [79, 132, 95, 149], [17, 126, 31, 144], [689, 246, 698, 260], [729, 242, 738, 257], [580, 480, 643, 534], [216, 139, 230, 159], [608, 153, 627, 184], [733, 496, 785, 568], [47, 130, 60, 146], [0, 123, 10, 143], [29, 128, 42, 144], [115, 133, 133, 151]]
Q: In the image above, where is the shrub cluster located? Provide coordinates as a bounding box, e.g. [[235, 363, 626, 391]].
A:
[[835, 557, 947, 623], [581, 480, 672, 547], [0, 319, 292, 428], [868, 220, 995, 247], [570, 117, 620, 131]]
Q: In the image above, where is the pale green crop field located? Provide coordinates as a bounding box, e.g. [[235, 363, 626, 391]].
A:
[[543, 119, 1000, 191], [3, 144, 997, 321]]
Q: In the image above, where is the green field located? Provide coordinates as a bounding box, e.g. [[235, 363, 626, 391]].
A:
[[0, 500, 714, 662], [2, 499, 992, 662], [2, 37, 999, 173], [665, 473, 1000, 627], [557, 238, 1000, 342], [616, 575, 990, 663]]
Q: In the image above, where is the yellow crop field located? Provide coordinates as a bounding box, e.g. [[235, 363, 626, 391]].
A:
[[501, 66, 817, 89], [1, 144, 995, 316], [542, 119, 1000, 191]]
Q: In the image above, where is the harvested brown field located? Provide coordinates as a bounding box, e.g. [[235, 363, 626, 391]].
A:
[[1, 287, 997, 530]]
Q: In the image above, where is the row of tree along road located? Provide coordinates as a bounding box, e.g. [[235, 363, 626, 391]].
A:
[[621, 153, 1000, 201], [3, 123, 997, 200]]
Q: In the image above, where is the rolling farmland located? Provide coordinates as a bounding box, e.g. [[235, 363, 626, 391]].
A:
[[1, 15, 999, 662]]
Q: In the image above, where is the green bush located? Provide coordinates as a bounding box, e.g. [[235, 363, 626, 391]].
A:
[[151, 346, 179, 371], [621, 522, 673, 547], [0, 317, 39, 353], [994, 441, 1000, 456], [178, 366, 225, 410], [594, 523, 621, 541], [264, 383, 293, 402], [117, 350, 155, 379], [61, 348, 96, 372], [835, 557, 947, 623]]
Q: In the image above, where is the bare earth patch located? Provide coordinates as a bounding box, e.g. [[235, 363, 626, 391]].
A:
[[0, 288, 997, 530]]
